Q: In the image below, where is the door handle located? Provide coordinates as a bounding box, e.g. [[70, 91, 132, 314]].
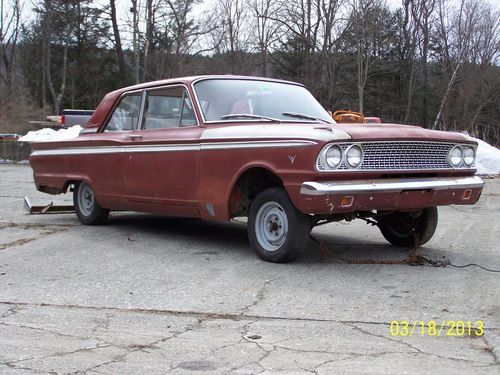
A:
[[129, 134, 143, 140]]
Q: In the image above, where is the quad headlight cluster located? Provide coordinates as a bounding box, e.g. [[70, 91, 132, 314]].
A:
[[317, 142, 477, 172], [318, 144, 364, 171], [448, 145, 476, 167]]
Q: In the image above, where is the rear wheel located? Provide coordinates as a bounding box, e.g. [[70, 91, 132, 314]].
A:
[[377, 207, 438, 247], [73, 181, 109, 225], [248, 188, 311, 263]]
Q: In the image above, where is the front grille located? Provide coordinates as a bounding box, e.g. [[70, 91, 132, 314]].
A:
[[317, 141, 463, 171], [359, 141, 454, 170]]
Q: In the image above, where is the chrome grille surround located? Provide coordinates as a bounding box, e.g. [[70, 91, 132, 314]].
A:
[[316, 141, 476, 172]]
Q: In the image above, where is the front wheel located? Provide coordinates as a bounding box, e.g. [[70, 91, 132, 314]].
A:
[[377, 207, 438, 248], [248, 188, 311, 263], [73, 181, 109, 225]]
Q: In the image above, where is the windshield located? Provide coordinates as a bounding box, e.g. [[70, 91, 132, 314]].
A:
[[193, 78, 334, 124]]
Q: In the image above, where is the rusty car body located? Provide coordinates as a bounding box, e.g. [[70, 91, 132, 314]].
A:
[[29, 76, 484, 262]]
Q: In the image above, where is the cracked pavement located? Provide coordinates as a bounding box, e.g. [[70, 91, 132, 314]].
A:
[[0, 164, 499, 374]]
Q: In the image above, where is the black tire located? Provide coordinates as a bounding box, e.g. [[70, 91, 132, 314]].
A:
[[378, 207, 438, 248], [73, 181, 109, 225], [248, 188, 311, 263]]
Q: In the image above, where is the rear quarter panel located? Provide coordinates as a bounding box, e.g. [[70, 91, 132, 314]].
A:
[[29, 133, 132, 210]]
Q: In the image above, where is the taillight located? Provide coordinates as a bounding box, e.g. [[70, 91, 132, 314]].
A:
[[61, 114, 65, 125]]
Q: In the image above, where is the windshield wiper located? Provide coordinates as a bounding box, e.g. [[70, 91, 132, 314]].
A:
[[220, 113, 281, 123], [282, 112, 331, 124]]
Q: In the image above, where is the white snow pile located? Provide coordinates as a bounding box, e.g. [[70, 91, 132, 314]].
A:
[[474, 138, 500, 177], [19, 125, 83, 142]]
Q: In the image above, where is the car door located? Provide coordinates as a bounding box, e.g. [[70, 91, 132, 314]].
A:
[[123, 84, 203, 217], [87, 91, 143, 209]]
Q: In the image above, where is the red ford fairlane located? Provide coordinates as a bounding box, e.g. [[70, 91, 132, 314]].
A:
[[29, 76, 484, 262]]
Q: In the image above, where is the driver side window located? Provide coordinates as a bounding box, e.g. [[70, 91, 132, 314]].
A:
[[104, 93, 142, 132], [143, 86, 197, 129]]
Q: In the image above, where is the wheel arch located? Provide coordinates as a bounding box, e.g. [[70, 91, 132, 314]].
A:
[[65, 177, 107, 208], [227, 165, 285, 219]]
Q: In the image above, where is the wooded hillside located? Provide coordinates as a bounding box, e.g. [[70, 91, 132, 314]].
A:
[[1, 0, 498, 145]]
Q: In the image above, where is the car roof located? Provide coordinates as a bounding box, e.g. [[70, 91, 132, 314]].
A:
[[85, 75, 304, 130], [112, 75, 303, 95]]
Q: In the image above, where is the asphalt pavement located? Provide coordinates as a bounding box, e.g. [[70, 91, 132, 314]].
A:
[[0, 164, 499, 374]]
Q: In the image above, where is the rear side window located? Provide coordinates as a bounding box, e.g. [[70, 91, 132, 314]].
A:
[[143, 86, 197, 129], [104, 93, 142, 132]]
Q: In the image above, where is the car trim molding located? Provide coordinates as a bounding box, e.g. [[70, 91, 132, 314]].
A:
[[300, 176, 485, 196], [201, 140, 316, 150], [30, 140, 317, 157]]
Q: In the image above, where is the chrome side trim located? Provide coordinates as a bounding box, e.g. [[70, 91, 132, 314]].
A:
[[30, 140, 316, 157], [201, 140, 316, 150], [31, 144, 200, 156], [300, 176, 485, 196], [32, 147, 125, 156]]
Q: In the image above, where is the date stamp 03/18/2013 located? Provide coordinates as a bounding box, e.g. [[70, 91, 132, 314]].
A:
[[389, 320, 484, 337]]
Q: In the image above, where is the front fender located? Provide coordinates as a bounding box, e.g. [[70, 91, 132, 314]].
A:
[[198, 142, 322, 221]]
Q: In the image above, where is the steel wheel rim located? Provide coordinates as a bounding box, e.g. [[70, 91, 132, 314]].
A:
[[78, 183, 95, 217], [255, 201, 288, 252]]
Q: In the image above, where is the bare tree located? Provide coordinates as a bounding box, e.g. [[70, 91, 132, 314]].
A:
[[165, 0, 198, 76], [410, 0, 437, 126], [142, 0, 154, 81], [213, 0, 250, 73], [109, 0, 128, 85], [249, 0, 284, 76], [433, 63, 459, 130], [350, 0, 385, 113], [454, 0, 499, 138], [42, 0, 78, 114], [317, 0, 343, 105], [401, 0, 419, 124], [130, 0, 141, 83], [266, 0, 349, 103], [268, 0, 323, 86], [433, 0, 459, 129], [0, 0, 22, 101]]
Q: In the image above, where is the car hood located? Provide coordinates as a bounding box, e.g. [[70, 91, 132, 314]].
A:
[[201, 123, 351, 143], [201, 122, 475, 145], [336, 123, 474, 143]]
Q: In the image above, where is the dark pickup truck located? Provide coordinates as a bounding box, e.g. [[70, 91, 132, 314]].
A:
[[61, 109, 94, 127]]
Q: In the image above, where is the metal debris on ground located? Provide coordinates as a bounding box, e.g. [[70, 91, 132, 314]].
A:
[[24, 196, 74, 214]]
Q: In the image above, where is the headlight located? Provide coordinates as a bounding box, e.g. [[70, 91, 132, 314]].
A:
[[448, 146, 463, 167], [345, 145, 363, 168], [462, 146, 475, 166], [325, 145, 342, 169]]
